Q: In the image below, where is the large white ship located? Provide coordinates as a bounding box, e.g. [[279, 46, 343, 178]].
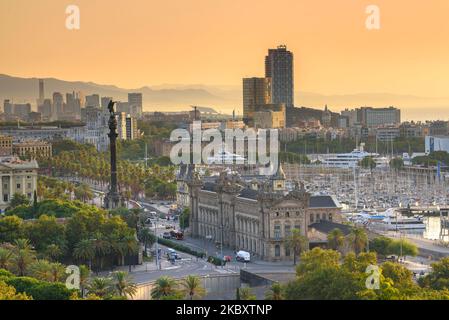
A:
[[322, 143, 388, 168]]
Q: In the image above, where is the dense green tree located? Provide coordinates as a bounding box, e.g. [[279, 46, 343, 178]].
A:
[[370, 236, 394, 257], [0, 215, 23, 243], [238, 287, 256, 300], [8, 193, 30, 209], [265, 282, 284, 300], [386, 239, 418, 258]]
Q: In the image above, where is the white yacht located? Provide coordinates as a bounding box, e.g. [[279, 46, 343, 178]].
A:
[[206, 149, 246, 164], [322, 143, 387, 168], [371, 216, 426, 231]]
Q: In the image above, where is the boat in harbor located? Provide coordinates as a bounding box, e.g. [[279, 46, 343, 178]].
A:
[[371, 215, 426, 231], [321, 143, 388, 168]]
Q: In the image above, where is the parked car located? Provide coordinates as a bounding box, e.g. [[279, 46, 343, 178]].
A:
[[236, 250, 251, 262], [162, 232, 171, 239]]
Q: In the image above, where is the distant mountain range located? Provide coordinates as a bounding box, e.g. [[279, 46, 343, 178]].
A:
[[1, 74, 448, 120]]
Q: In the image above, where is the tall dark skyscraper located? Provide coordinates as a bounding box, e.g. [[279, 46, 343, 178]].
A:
[[37, 79, 45, 106], [265, 45, 294, 108]]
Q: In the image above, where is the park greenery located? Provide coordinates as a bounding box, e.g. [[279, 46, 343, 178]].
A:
[[0, 195, 144, 300], [43, 140, 177, 200]]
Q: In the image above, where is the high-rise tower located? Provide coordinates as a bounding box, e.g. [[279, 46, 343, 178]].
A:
[[265, 45, 294, 108]]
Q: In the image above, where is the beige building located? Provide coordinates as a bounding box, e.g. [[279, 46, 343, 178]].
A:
[[12, 140, 52, 159], [254, 104, 286, 129], [0, 157, 38, 212], [0, 136, 13, 156], [177, 164, 342, 261]]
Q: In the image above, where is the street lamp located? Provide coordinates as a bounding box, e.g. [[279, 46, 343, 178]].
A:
[[155, 214, 161, 270]]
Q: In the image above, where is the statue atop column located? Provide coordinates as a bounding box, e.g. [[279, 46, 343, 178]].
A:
[[104, 100, 124, 210]]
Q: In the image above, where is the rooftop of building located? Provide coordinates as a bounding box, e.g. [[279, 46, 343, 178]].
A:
[[0, 156, 39, 169], [309, 220, 353, 236]]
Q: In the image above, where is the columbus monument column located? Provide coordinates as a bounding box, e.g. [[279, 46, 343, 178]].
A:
[[104, 100, 123, 209]]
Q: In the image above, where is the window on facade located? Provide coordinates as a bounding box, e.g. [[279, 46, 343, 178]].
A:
[[27, 183, 31, 189], [329, 213, 333, 221], [3, 194, 8, 202], [16, 184, 20, 189], [274, 225, 281, 239], [285, 225, 291, 237], [285, 246, 291, 256], [286, 212, 290, 218], [275, 245, 281, 257], [275, 212, 279, 217], [310, 214, 314, 223]]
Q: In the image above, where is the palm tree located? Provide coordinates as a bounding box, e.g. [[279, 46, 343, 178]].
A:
[[87, 277, 113, 298], [327, 228, 345, 252], [11, 239, 36, 276], [180, 275, 206, 300], [265, 282, 284, 300], [0, 248, 13, 270], [348, 228, 368, 255], [29, 260, 65, 282], [45, 244, 63, 262], [285, 229, 309, 265], [111, 271, 137, 299], [121, 235, 138, 272], [73, 239, 96, 271], [92, 234, 111, 273], [151, 276, 177, 299], [138, 228, 155, 256], [79, 265, 91, 298]]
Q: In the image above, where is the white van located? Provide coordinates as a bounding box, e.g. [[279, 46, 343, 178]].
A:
[[236, 250, 251, 262]]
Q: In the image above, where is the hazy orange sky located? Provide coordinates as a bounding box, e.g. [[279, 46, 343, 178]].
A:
[[1, 0, 449, 98]]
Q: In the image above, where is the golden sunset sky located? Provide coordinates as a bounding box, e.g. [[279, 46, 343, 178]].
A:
[[1, 0, 449, 112]]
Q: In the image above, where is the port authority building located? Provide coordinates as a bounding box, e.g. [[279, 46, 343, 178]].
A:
[[176, 164, 343, 261]]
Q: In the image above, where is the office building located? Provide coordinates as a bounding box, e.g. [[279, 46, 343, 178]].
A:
[[128, 93, 143, 118], [52, 92, 64, 119], [253, 104, 286, 129], [265, 45, 294, 108], [125, 114, 139, 140], [0, 136, 13, 156], [242, 77, 272, 124], [3, 100, 13, 116], [101, 97, 113, 110], [85, 94, 100, 108], [359, 107, 401, 127], [14, 103, 31, 120], [37, 79, 45, 106]]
